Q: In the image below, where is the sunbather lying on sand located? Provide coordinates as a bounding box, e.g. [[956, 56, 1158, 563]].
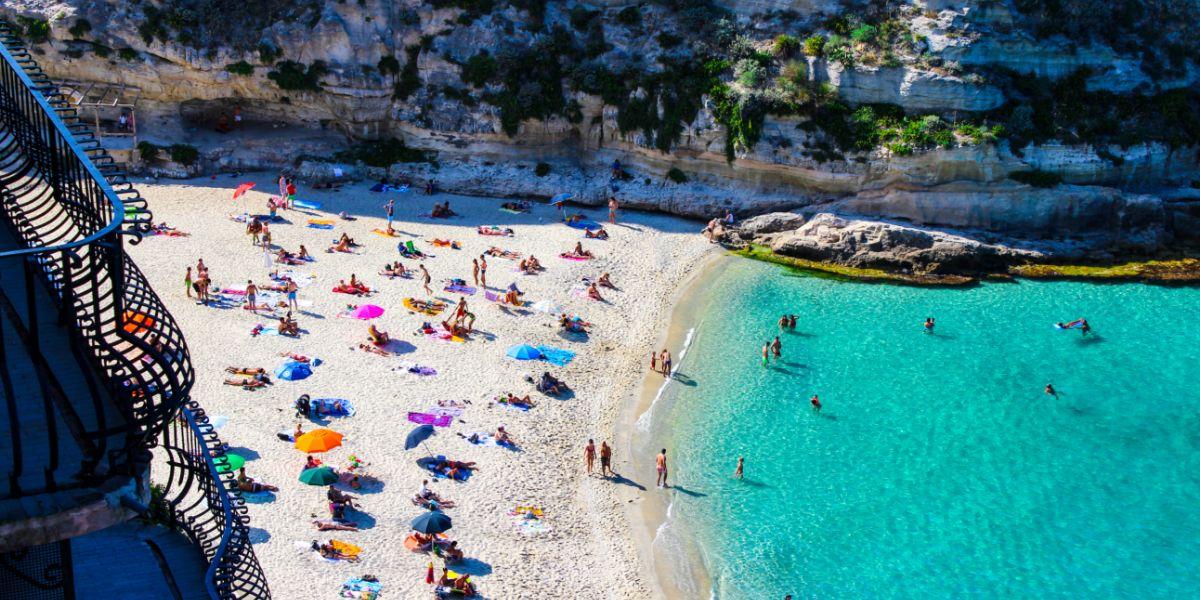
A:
[[333, 278, 371, 295], [279, 352, 311, 363], [440, 320, 470, 337], [500, 201, 530, 212], [313, 519, 359, 532], [485, 246, 521, 259], [499, 393, 536, 409], [584, 227, 609, 240], [430, 239, 460, 248], [559, 314, 592, 332], [358, 343, 391, 356], [274, 248, 305, 265], [223, 375, 271, 389], [225, 366, 266, 375], [328, 238, 352, 253], [312, 540, 360, 562], [478, 225, 514, 236], [236, 467, 278, 493], [150, 222, 188, 236]]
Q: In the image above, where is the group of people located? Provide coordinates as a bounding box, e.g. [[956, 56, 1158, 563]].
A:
[[184, 259, 214, 305], [649, 349, 673, 376]]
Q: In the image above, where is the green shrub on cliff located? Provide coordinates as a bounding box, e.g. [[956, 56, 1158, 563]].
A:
[[137, 141, 161, 162], [68, 19, 91, 39], [333, 138, 434, 167], [17, 17, 50, 45], [666, 167, 688, 183], [394, 46, 422, 100], [168, 144, 200, 166], [803, 34, 826, 57], [118, 48, 140, 62], [225, 61, 254, 76], [267, 60, 327, 91], [460, 51, 498, 88]]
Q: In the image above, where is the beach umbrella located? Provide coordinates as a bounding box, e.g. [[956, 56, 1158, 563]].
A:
[[506, 344, 543, 360], [295, 428, 343, 453], [405, 424, 435, 450], [349, 304, 385, 320], [550, 192, 574, 204], [299, 466, 339, 486], [233, 182, 255, 199], [274, 361, 312, 381], [214, 452, 245, 473], [410, 509, 453, 534], [122, 310, 155, 334], [530, 300, 562, 314]]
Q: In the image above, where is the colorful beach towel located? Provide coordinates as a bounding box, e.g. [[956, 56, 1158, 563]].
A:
[[565, 219, 601, 230], [372, 228, 401, 237], [535, 345, 576, 366], [444, 284, 476, 295], [294, 199, 322, 210], [394, 361, 438, 376], [408, 412, 453, 427], [311, 398, 355, 417], [560, 253, 591, 261]]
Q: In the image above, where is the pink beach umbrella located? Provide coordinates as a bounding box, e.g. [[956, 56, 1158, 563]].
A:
[[233, 182, 256, 199], [349, 304, 385, 320]]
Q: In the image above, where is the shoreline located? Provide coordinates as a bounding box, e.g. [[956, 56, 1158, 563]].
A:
[[735, 244, 1200, 286], [620, 252, 732, 600]]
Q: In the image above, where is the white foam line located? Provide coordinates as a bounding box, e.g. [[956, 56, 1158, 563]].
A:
[[636, 324, 699, 432]]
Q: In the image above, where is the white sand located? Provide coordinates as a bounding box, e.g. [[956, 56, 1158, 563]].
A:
[[129, 175, 715, 599]]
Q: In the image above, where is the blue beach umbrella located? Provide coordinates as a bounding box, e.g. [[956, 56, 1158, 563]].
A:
[[405, 424, 435, 450], [274, 361, 312, 381], [550, 192, 574, 204], [506, 344, 543, 360], [410, 509, 453, 534]]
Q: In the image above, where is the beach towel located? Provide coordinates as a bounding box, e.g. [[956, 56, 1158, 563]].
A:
[[566, 219, 601, 230], [498, 399, 532, 411], [394, 362, 437, 376], [294, 199, 322, 210], [403, 298, 445, 315], [478, 226, 513, 236], [560, 253, 591, 261], [307, 222, 334, 230], [535, 345, 576, 366], [408, 412, 453, 427], [341, 578, 382, 600], [425, 331, 465, 343], [372, 228, 401, 237], [311, 398, 355, 417], [515, 518, 551, 535], [444, 284, 476, 295], [433, 406, 463, 417]]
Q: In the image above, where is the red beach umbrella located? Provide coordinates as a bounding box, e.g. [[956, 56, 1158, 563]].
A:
[[233, 182, 256, 199]]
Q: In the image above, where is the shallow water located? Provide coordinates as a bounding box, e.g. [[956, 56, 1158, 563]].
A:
[[642, 259, 1200, 599]]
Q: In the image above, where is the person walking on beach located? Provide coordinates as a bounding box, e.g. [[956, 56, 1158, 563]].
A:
[[585, 439, 596, 475], [660, 349, 672, 376], [286, 179, 296, 208], [771, 336, 782, 360], [286, 279, 298, 311], [600, 441, 613, 477], [478, 254, 487, 289], [655, 449, 669, 488], [383, 198, 395, 227], [734, 457, 744, 479], [608, 196, 618, 224], [185, 266, 193, 298], [245, 280, 258, 312], [924, 317, 935, 333], [278, 172, 287, 199], [419, 264, 432, 296], [810, 394, 822, 412], [649, 352, 656, 373], [472, 258, 480, 286]]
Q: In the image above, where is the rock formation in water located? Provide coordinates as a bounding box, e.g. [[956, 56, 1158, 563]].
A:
[[3, 0, 1199, 272]]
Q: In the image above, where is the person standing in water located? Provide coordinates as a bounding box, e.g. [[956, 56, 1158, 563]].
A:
[[734, 457, 744, 479], [584, 439, 596, 475], [778, 315, 789, 331], [655, 449, 669, 488], [924, 317, 935, 333], [810, 394, 822, 412], [771, 336, 782, 359], [788, 315, 797, 330], [1080, 319, 1091, 336], [762, 343, 770, 367]]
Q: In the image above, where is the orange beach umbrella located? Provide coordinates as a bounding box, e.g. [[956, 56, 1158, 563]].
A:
[[295, 428, 343, 453], [233, 182, 256, 199]]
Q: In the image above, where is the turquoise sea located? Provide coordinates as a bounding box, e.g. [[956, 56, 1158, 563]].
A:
[[639, 258, 1200, 599]]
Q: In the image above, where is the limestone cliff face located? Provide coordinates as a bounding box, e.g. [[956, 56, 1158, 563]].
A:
[[3, 0, 1198, 261]]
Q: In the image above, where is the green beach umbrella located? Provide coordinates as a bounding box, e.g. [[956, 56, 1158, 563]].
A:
[[299, 466, 339, 486], [214, 453, 245, 474]]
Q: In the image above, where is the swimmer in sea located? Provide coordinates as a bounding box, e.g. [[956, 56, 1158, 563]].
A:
[[734, 457, 744, 479], [1045, 383, 1058, 397], [810, 394, 821, 412], [1080, 319, 1091, 336], [924, 317, 935, 333]]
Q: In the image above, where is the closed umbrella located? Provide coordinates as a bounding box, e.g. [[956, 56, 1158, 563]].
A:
[[405, 424, 435, 450], [410, 509, 453, 534], [233, 182, 255, 199], [349, 304, 385, 320], [506, 344, 543, 360], [299, 466, 338, 486], [295, 428, 343, 453], [274, 361, 312, 381]]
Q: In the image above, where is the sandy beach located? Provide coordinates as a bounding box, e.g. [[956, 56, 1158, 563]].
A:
[[128, 175, 716, 599]]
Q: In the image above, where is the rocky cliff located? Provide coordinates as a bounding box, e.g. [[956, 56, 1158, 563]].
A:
[[4, 0, 1198, 271]]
